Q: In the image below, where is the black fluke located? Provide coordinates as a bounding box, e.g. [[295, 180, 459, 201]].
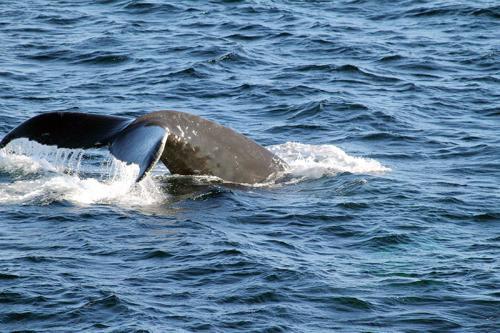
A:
[[0, 111, 287, 184]]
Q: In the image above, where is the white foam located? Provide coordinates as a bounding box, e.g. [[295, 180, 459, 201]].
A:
[[0, 139, 85, 176], [0, 139, 165, 206], [267, 142, 390, 181], [0, 139, 389, 205]]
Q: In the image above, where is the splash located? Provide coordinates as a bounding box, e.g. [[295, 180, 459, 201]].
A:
[[268, 142, 390, 181], [0, 139, 165, 206], [0, 139, 390, 205], [0, 139, 85, 176]]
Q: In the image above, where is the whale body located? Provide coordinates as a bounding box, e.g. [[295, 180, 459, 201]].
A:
[[0, 111, 287, 184]]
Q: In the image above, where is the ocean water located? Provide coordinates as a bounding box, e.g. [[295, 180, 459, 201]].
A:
[[0, 0, 499, 332]]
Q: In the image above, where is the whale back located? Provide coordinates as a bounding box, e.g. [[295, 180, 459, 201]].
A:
[[136, 111, 286, 184]]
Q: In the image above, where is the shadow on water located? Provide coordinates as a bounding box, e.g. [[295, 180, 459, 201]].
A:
[[155, 174, 233, 201]]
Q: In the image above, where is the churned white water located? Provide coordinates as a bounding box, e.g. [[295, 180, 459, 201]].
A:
[[0, 139, 389, 205], [0, 139, 164, 206], [268, 142, 391, 180]]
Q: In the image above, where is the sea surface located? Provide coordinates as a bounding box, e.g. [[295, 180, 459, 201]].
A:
[[0, 1, 499, 332]]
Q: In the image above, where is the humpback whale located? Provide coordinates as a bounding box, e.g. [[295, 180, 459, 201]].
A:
[[0, 111, 287, 184]]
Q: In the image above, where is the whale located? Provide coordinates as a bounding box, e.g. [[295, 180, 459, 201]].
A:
[[0, 110, 287, 184]]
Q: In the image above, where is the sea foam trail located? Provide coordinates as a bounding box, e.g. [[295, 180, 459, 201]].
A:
[[268, 142, 390, 180], [0, 139, 164, 206]]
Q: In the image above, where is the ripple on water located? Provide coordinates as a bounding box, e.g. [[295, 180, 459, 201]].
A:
[[0, 0, 498, 332]]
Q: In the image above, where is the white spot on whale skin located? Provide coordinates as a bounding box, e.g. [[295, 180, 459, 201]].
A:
[[176, 125, 185, 138]]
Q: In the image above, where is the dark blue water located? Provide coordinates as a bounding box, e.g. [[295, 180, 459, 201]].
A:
[[1, 1, 499, 332]]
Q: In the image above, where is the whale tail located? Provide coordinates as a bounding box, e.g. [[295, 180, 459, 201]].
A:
[[1, 111, 286, 184], [109, 122, 167, 181], [0, 112, 168, 181], [0, 112, 133, 148]]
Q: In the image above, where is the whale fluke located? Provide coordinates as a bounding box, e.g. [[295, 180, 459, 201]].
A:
[[110, 123, 167, 181], [0, 112, 132, 150], [0, 110, 286, 184]]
